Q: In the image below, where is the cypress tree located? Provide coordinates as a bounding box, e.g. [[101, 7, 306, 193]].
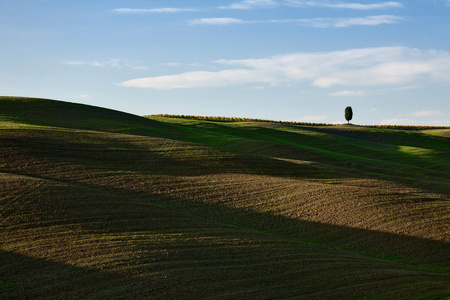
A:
[[345, 106, 353, 124]]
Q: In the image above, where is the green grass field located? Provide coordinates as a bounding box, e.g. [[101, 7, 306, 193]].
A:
[[1, 96, 449, 299]]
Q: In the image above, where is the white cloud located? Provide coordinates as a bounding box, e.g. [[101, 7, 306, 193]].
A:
[[120, 47, 450, 90], [111, 8, 197, 13], [64, 59, 147, 70], [219, 0, 279, 9], [312, 62, 432, 88], [285, 1, 403, 10], [159, 62, 203, 67], [219, 1, 403, 10], [412, 110, 443, 117], [162, 62, 182, 67], [321, 1, 403, 10], [298, 15, 402, 28], [190, 15, 402, 27], [329, 90, 366, 97], [190, 18, 246, 25], [130, 65, 148, 70], [121, 69, 276, 89]]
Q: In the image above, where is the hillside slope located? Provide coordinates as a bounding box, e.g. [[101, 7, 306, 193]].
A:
[[1, 97, 449, 299], [0, 96, 174, 136]]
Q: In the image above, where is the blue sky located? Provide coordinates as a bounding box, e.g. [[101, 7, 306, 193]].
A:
[[1, 0, 449, 125]]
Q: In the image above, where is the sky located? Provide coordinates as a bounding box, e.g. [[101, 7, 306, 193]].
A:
[[1, 0, 449, 125]]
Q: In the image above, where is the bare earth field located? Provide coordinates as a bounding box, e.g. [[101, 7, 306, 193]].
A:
[[0, 97, 449, 299]]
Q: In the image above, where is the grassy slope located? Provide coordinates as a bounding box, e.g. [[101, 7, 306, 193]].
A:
[[0, 97, 449, 299]]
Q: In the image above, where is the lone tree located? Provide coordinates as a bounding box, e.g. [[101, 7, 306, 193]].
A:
[[345, 106, 353, 124]]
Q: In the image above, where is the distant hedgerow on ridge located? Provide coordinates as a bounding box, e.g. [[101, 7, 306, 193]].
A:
[[146, 114, 449, 130], [147, 114, 332, 126]]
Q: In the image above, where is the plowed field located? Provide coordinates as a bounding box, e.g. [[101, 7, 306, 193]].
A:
[[1, 97, 449, 299]]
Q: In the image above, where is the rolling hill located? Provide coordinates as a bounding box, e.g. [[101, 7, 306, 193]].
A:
[[1, 96, 449, 299]]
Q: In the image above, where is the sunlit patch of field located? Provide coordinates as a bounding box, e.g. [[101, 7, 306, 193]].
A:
[[423, 128, 450, 137], [1, 97, 449, 299]]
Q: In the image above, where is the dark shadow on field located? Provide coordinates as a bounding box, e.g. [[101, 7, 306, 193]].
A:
[[2, 230, 449, 300], [1, 101, 449, 269], [2, 97, 449, 194], [1, 125, 449, 267], [0, 250, 170, 299], [165, 121, 450, 195], [3, 177, 450, 298], [0, 128, 345, 180], [2, 168, 450, 297], [90, 190, 450, 267], [0, 250, 121, 299], [15, 172, 449, 270]]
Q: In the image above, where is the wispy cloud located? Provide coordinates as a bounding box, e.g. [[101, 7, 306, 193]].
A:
[[121, 69, 276, 89], [285, 1, 403, 10], [219, 1, 403, 10], [111, 1, 404, 15], [159, 62, 203, 68], [120, 47, 450, 90], [329, 90, 367, 97], [190, 15, 402, 27], [190, 18, 246, 25], [219, 0, 279, 9], [298, 15, 402, 27], [111, 8, 197, 14], [64, 59, 147, 70]]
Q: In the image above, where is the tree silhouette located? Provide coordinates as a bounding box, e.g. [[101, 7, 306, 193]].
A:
[[345, 106, 353, 124]]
